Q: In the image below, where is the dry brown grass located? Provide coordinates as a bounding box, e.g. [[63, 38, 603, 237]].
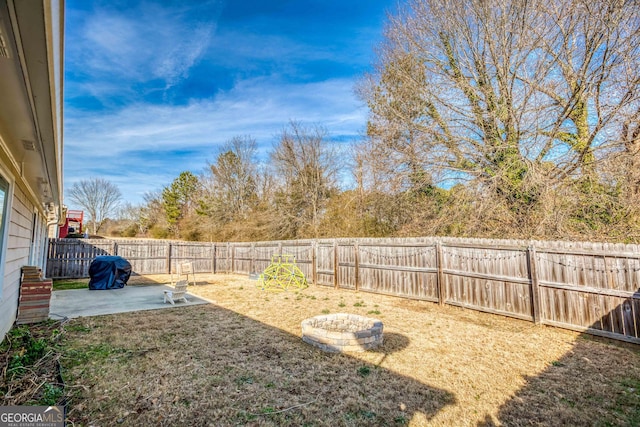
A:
[[60, 273, 640, 426]]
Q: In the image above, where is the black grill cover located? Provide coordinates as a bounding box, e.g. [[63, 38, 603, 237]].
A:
[[88, 256, 132, 290]]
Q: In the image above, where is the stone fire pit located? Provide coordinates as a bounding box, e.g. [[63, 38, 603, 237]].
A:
[[301, 313, 383, 353]]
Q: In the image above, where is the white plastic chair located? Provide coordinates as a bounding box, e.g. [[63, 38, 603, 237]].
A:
[[164, 279, 189, 305]]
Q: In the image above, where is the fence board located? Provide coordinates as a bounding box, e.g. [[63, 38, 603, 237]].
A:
[[281, 242, 314, 280], [116, 241, 167, 274], [315, 243, 335, 287], [337, 243, 356, 290], [232, 245, 253, 275]]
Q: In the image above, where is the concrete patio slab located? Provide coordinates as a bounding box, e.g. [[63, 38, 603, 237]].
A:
[[49, 285, 210, 320]]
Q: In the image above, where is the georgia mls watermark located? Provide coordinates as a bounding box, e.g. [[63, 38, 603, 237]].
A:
[[0, 406, 65, 427]]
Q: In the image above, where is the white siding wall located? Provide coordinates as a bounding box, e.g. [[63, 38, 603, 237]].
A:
[[0, 183, 42, 339]]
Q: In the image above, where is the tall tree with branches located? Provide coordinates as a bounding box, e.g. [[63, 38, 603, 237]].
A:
[[270, 121, 341, 238], [199, 136, 258, 224], [361, 0, 640, 211], [162, 171, 199, 235], [68, 177, 122, 234]]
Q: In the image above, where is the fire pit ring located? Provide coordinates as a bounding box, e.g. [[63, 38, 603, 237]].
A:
[[301, 313, 383, 353]]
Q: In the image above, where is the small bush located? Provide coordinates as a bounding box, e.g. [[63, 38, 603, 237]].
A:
[[182, 228, 201, 241], [5, 328, 48, 380], [149, 226, 169, 239], [40, 383, 64, 405], [358, 366, 371, 377], [121, 224, 138, 237]]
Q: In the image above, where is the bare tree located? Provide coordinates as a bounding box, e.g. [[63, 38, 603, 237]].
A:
[[620, 106, 640, 196], [118, 202, 146, 236], [199, 136, 258, 224], [68, 178, 122, 234], [270, 121, 341, 238], [361, 0, 640, 209]]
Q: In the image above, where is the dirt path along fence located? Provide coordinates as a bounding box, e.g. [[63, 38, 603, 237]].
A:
[[47, 237, 640, 345]]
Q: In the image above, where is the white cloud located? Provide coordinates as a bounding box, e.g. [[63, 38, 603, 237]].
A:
[[67, 2, 218, 94], [64, 76, 367, 204]]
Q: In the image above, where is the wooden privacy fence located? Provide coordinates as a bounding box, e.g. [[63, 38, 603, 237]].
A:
[[47, 237, 640, 344], [46, 239, 215, 278]]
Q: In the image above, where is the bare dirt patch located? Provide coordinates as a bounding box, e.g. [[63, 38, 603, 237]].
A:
[[58, 273, 640, 426]]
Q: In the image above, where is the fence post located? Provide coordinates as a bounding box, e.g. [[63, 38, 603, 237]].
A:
[[333, 240, 339, 289], [354, 243, 360, 291], [231, 243, 235, 274], [166, 243, 172, 274], [436, 242, 445, 306], [251, 243, 256, 274], [527, 246, 542, 324], [226, 242, 230, 273], [311, 240, 317, 285], [212, 243, 216, 274], [112, 241, 118, 256]]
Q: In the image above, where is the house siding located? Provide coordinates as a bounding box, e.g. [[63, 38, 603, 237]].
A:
[[0, 0, 64, 343], [0, 182, 43, 340]]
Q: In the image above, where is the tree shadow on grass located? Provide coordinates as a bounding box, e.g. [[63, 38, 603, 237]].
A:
[[483, 294, 640, 426], [62, 304, 456, 426], [368, 332, 411, 367]]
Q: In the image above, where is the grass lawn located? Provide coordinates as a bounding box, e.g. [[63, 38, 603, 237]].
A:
[[52, 279, 88, 290], [6, 273, 640, 426], [52, 274, 178, 290]]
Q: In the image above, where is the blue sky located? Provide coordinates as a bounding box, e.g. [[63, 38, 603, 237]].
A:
[[64, 0, 397, 207]]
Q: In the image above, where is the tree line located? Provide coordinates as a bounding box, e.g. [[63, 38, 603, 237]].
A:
[[77, 0, 640, 243], [114, 121, 347, 241]]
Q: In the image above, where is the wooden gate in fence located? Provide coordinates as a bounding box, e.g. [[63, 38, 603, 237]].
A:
[[47, 237, 640, 344]]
